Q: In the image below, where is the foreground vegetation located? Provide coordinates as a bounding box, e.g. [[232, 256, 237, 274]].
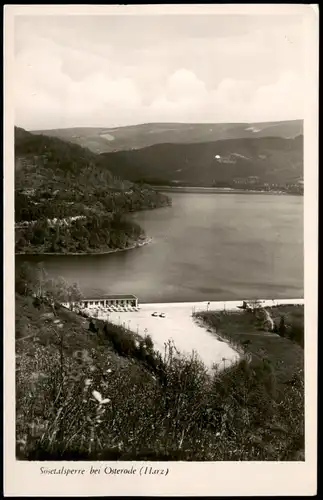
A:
[[196, 307, 304, 391], [15, 127, 171, 254], [16, 265, 304, 461]]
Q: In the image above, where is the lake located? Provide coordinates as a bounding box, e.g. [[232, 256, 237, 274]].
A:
[[17, 193, 303, 303]]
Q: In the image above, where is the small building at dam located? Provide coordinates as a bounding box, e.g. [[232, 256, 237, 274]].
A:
[[62, 294, 139, 311]]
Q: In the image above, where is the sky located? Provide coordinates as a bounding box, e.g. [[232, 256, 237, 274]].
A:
[[14, 14, 305, 130]]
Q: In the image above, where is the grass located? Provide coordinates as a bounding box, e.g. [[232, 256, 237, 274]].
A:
[[195, 307, 304, 388], [269, 304, 304, 327], [16, 294, 305, 461]]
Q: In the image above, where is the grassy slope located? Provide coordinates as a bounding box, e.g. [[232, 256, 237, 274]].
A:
[[196, 306, 304, 390], [33, 120, 303, 154], [16, 294, 161, 459]]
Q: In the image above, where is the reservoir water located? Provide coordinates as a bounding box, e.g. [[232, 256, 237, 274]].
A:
[[17, 193, 303, 303]]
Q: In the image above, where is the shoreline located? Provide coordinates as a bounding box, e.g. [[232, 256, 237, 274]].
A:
[[152, 186, 303, 196], [95, 302, 240, 370], [92, 299, 303, 370], [134, 298, 304, 309], [15, 236, 153, 257]]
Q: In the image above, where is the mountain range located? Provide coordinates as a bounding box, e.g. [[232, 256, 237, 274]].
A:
[[15, 127, 171, 221], [102, 135, 303, 189], [33, 120, 303, 154], [14, 127, 172, 254], [18, 120, 304, 192]]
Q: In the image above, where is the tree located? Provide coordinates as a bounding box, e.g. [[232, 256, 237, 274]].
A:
[[272, 322, 278, 333], [16, 261, 83, 313], [15, 262, 36, 295], [144, 334, 154, 351], [43, 276, 83, 312], [16, 235, 28, 252], [289, 324, 304, 348], [248, 300, 262, 313], [34, 263, 49, 298], [15, 261, 48, 297], [279, 316, 286, 337], [67, 282, 83, 304], [30, 218, 49, 246]]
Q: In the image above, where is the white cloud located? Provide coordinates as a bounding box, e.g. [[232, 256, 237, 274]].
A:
[[14, 15, 305, 129], [166, 69, 207, 103], [145, 70, 304, 124], [251, 72, 304, 120]]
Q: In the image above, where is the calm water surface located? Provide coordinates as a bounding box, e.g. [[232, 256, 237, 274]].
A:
[[17, 193, 303, 302]]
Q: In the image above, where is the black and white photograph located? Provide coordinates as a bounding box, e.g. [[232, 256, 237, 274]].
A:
[[4, 4, 318, 497]]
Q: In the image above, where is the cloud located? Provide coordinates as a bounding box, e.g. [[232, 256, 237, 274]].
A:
[[14, 15, 304, 129], [144, 70, 304, 124], [165, 69, 207, 103], [251, 72, 304, 120]]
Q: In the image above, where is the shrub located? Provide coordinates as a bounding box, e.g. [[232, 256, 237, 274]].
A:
[[144, 334, 154, 351], [16, 295, 304, 461], [279, 316, 286, 336], [89, 320, 98, 333], [103, 322, 137, 356]]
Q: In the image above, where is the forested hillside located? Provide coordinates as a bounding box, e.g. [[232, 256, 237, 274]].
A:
[[15, 127, 171, 254], [102, 135, 303, 191]]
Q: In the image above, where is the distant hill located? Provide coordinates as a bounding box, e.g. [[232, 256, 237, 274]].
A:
[[14, 127, 171, 254], [14, 126, 170, 207], [100, 135, 303, 189], [32, 120, 303, 154], [15, 126, 113, 190]]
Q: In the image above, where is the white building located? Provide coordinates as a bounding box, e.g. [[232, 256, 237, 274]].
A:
[[62, 294, 138, 310]]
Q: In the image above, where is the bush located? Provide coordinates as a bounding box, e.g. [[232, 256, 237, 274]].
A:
[[16, 291, 304, 461], [289, 324, 304, 348], [279, 316, 286, 336], [16, 335, 304, 461], [89, 320, 98, 333], [144, 334, 154, 351], [103, 322, 137, 356]]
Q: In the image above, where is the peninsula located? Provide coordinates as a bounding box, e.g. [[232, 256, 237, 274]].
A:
[[15, 127, 171, 255]]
